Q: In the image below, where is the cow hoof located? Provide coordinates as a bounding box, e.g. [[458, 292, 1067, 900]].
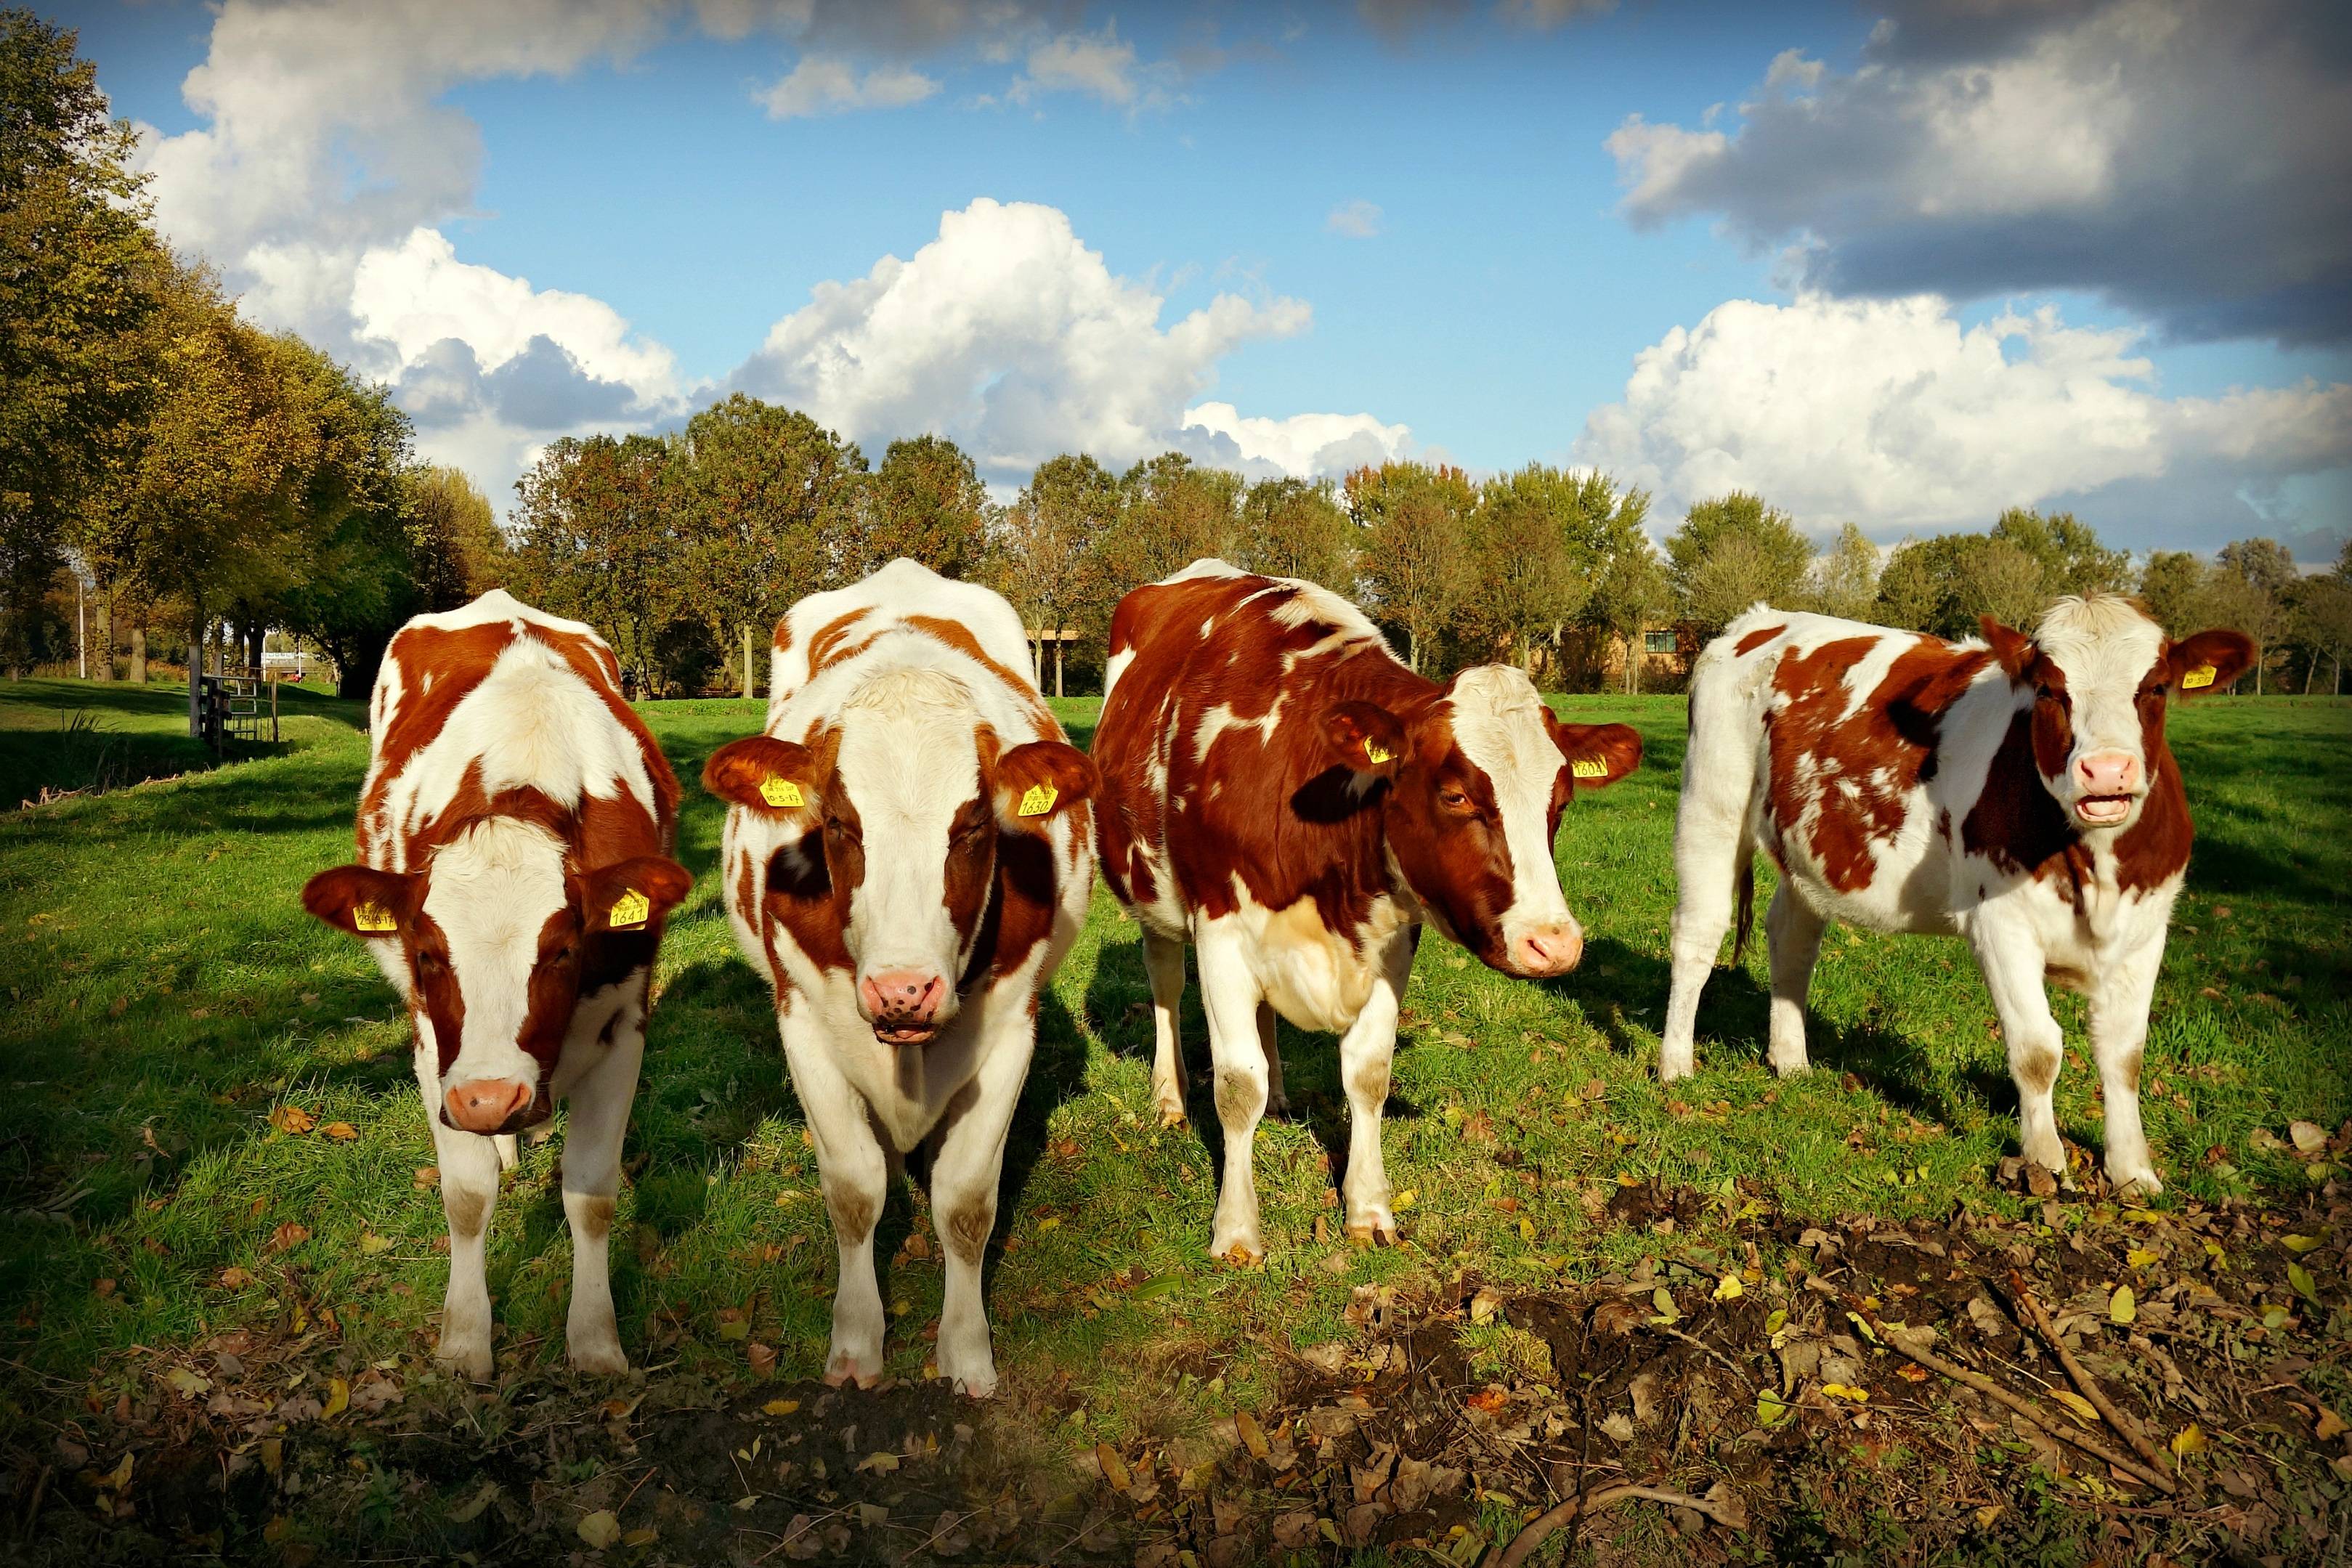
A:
[[1210, 1233, 1264, 1267], [2109, 1168, 2164, 1200], [943, 1362, 997, 1399], [824, 1352, 882, 1389], [1156, 1102, 1188, 1130], [1769, 1055, 1812, 1078], [436, 1341, 494, 1384], [567, 1342, 628, 1376], [1345, 1216, 1398, 1247]]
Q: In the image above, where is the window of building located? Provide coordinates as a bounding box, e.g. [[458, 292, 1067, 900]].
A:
[[1644, 630, 1676, 655]]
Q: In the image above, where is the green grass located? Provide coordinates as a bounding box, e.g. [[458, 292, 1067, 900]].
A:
[[0, 675, 361, 808], [1, 681, 2345, 1464]]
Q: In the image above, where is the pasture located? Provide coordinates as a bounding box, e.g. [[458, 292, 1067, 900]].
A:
[[1, 682, 2347, 1565]]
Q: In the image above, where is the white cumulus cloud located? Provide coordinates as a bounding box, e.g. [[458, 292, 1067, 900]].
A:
[[1573, 293, 2352, 541], [1009, 24, 1174, 111], [1180, 403, 1413, 477], [757, 56, 940, 118]]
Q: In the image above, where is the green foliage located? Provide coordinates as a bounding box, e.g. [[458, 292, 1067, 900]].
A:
[[509, 434, 679, 694], [1666, 492, 1812, 630], [1230, 476, 1354, 590], [1349, 460, 1473, 672], [991, 453, 1122, 695], [1990, 508, 2132, 598], [1456, 464, 1602, 667], [1105, 451, 1241, 589], [1796, 521, 1882, 621], [847, 432, 990, 583]]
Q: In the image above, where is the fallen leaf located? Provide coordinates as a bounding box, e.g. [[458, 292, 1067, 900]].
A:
[[622, 1528, 657, 1548], [268, 1106, 316, 1136], [1235, 1411, 1270, 1459], [2284, 1234, 2324, 1254], [1756, 1389, 1792, 1428], [2314, 1405, 2348, 1443], [1469, 1286, 1503, 1325], [2125, 1247, 2159, 1268], [2289, 1262, 2321, 1307], [413, 1166, 438, 1190], [747, 1342, 776, 1376], [216, 1266, 255, 1289], [323, 1377, 349, 1421], [763, 1398, 801, 1416], [1095, 1443, 1130, 1490], [577, 1509, 622, 1548], [855, 1450, 899, 1474], [2171, 1423, 2207, 1456], [2109, 1285, 2137, 1324], [320, 1121, 357, 1142], [1599, 1412, 1634, 1442], [267, 1223, 309, 1254], [1714, 1273, 1745, 1301], [1466, 1387, 1509, 1414], [1392, 1189, 1416, 1211], [165, 1367, 211, 1399], [715, 1308, 750, 1341], [446, 1479, 496, 1522], [2290, 1120, 2327, 1154], [1037, 1216, 1061, 1232], [1821, 1384, 1869, 1402], [2051, 1390, 2100, 1425]]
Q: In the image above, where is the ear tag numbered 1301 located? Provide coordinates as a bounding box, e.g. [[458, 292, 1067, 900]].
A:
[[607, 888, 651, 930], [1018, 782, 1058, 818], [759, 777, 804, 808], [2181, 665, 2215, 690]]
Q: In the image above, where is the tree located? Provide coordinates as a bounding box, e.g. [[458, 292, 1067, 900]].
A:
[[1990, 508, 2131, 597], [1663, 492, 1812, 635], [1958, 536, 2047, 632], [2290, 568, 2352, 696], [668, 394, 862, 696], [2138, 550, 2206, 635], [1, 10, 163, 673], [1349, 462, 1472, 673], [843, 433, 989, 584], [1103, 452, 1240, 590], [1589, 535, 1672, 694], [2202, 537, 2297, 696], [1230, 476, 1355, 590], [402, 465, 506, 606], [993, 453, 1119, 696], [1796, 521, 1881, 621], [510, 434, 679, 696], [1457, 465, 1601, 676]]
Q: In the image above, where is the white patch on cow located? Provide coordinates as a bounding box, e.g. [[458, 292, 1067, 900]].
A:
[[1167, 558, 1244, 585], [1213, 875, 1416, 1035], [1191, 692, 1288, 763], [835, 666, 984, 996], [1101, 645, 1135, 702], [2033, 595, 2168, 826], [1443, 665, 1578, 949], [423, 815, 567, 1091], [1266, 579, 1382, 641]]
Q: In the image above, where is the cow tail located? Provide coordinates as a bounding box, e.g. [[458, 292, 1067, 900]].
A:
[[1729, 848, 1756, 967]]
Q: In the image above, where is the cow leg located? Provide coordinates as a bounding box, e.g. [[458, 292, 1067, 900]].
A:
[[1660, 783, 1753, 1083], [927, 1009, 1034, 1397], [1257, 1001, 1287, 1118], [558, 1000, 644, 1375], [2088, 936, 2166, 1198], [1973, 924, 2070, 1182], [1764, 883, 1825, 1076], [1339, 927, 1413, 1245], [783, 1016, 891, 1387], [1141, 927, 1188, 1128], [1196, 924, 1269, 1262], [418, 1050, 503, 1382]]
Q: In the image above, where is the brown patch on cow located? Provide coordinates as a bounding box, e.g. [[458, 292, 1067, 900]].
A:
[[828, 1188, 877, 1246], [574, 1193, 615, 1244], [1764, 635, 1992, 893], [1347, 1052, 1391, 1109], [2012, 1044, 2060, 1097], [1963, 710, 2091, 903], [444, 1181, 490, 1239], [2114, 746, 2193, 893], [1733, 624, 1785, 657], [944, 1198, 994, 1267], [1214, 1066, 1263, 1126], [805, 609, 875, 674], [907, 615, 1053, 727], [2045, 963, 2093, 994], [2114, 1050, 2144, 1093]]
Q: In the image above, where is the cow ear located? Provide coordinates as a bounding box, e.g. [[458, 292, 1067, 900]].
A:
[[582, 857, 694, 934], [993, 741, 1097, 831], [301, 864, 417, 939], [1982, 616, 2037, 682], [703, 736, 822, 816], [2168, 629, 2255, 697], [1548, 717, 1642, 787], [1326, 701, 1409, 776]]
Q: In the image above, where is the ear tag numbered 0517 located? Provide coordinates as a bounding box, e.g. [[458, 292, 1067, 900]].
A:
[[759, 777, 804, 808], [1017, 782, 1059, 818], [1571, 757, 1610, 779], [607, 889, 651, 930], [1363, 742, 1394, 765], [2181, 665, 2216, 690], [352, 901, 397, 934]]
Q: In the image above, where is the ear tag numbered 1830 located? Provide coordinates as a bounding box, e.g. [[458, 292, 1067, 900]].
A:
[[1571, 757, 1610, 780], [759, 777, 804, 808], [607, 888, 651, 930], [352, 901, 397, 933], [1363, 742, 1394, 765], [1017, 782, 1059, 818], [2181, 665, 2216, 690]]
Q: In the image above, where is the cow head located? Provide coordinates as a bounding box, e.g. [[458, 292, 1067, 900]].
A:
[[704, 668, 1095, 1046], [302, 804, 690, 1135], [1982, 596, 2254, 832], [1326, 665, 1642, 977]]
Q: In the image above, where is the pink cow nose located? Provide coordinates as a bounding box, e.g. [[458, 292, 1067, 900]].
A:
[[1509, 923, 1583, 978], [2075, 752, 2138, 796], [859, 969, 946, 1028], [444, 1078, 533, 1134]]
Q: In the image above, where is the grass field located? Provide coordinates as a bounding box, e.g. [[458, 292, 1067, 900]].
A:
[[1, 679, 2347, 1564], [0, 676, 352, 809]]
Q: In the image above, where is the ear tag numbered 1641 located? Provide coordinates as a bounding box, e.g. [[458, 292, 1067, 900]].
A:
[[2181, 665, 2216, 690], [607, 888, 651, 930], [1571, 757, 1610, 780], [759, 777, 804, 808]]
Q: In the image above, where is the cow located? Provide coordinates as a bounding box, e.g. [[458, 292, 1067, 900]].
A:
[[699, 559, 1097, 1397], [1660, 594, 2255, 1197], [1092, 560, 1643, 1262], [300, 590, 690, 1379]]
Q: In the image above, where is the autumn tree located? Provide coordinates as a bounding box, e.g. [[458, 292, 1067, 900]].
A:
[[2292, 543, 2352, 695], [1456, 465, 1601, 675], [1103, 452, 1240, 590], [2137, 550, 2206, 635], [511, 434, 680, 695], [1989, 507, 2131, 597], [1666, 492, 1811, 633], [1588, 534, 1672, 694], [2202, 537, 2298, 695], [668, 394, 862, 695], [843, 433, 989, 584], [1230, 476, 1354, 590], [1350, 461, 1472, 673], [994, 453, 1119, 696], [1796, 521, 1881, 621]]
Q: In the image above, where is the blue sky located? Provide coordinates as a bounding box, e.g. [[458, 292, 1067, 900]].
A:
[[59, 0, 2352, 559]]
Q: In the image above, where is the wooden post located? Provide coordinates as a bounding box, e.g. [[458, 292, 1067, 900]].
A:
[[742, 623, 756, 700], [187, 598, 204, 739]]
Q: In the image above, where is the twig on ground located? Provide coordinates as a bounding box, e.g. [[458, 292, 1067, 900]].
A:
[[614, 1464, 659, 1516], [2008, 1272, 2175, 1486], [1652, 1323, 1754, 1386], [1873, 1318, 2175, 1494], [1500, 1480, 1746, 1568]]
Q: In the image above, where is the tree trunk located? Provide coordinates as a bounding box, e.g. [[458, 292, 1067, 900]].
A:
[[1053, 638, 1065, 699], [187, 599, 206, 739], [1406, 627, 1420, 675], [92, 589, 113, 681], [742, 623, 757, 699], [2255, 643, 2263, 696], [1031, 628, 1043, 688], [129, 622, 147, 684]]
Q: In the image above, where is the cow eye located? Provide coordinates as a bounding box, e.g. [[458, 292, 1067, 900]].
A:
[[1438, 788, 1473, 813], [824, 816, 861, 844], [415, 949, 445, 975]]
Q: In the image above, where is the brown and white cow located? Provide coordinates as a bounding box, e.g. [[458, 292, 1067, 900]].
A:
[[1661, 595, 2255, 1195], [702, 559, 1096, 1396], [301, 590, 689, 1378], [1095, 561, 1642, 1260]]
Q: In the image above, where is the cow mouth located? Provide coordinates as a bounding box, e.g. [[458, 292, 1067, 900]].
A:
[[2074, 794, 2134, 826], [872, 1021, 940, 1047]]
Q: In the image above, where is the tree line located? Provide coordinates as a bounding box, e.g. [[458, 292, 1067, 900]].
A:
[[0, 11, 501, 717], [9, 12, 2347, 716]]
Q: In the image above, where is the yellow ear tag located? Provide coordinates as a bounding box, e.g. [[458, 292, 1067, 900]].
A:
[[607, 888, 650, 930], [1017, 781, 1059, 818], [2181, 665, 2215, 690], [1363, 742, 1394, 765], [352, 901, 397, 934], [759, 776, 804, 809], [1571, 757, 1610, 780]]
